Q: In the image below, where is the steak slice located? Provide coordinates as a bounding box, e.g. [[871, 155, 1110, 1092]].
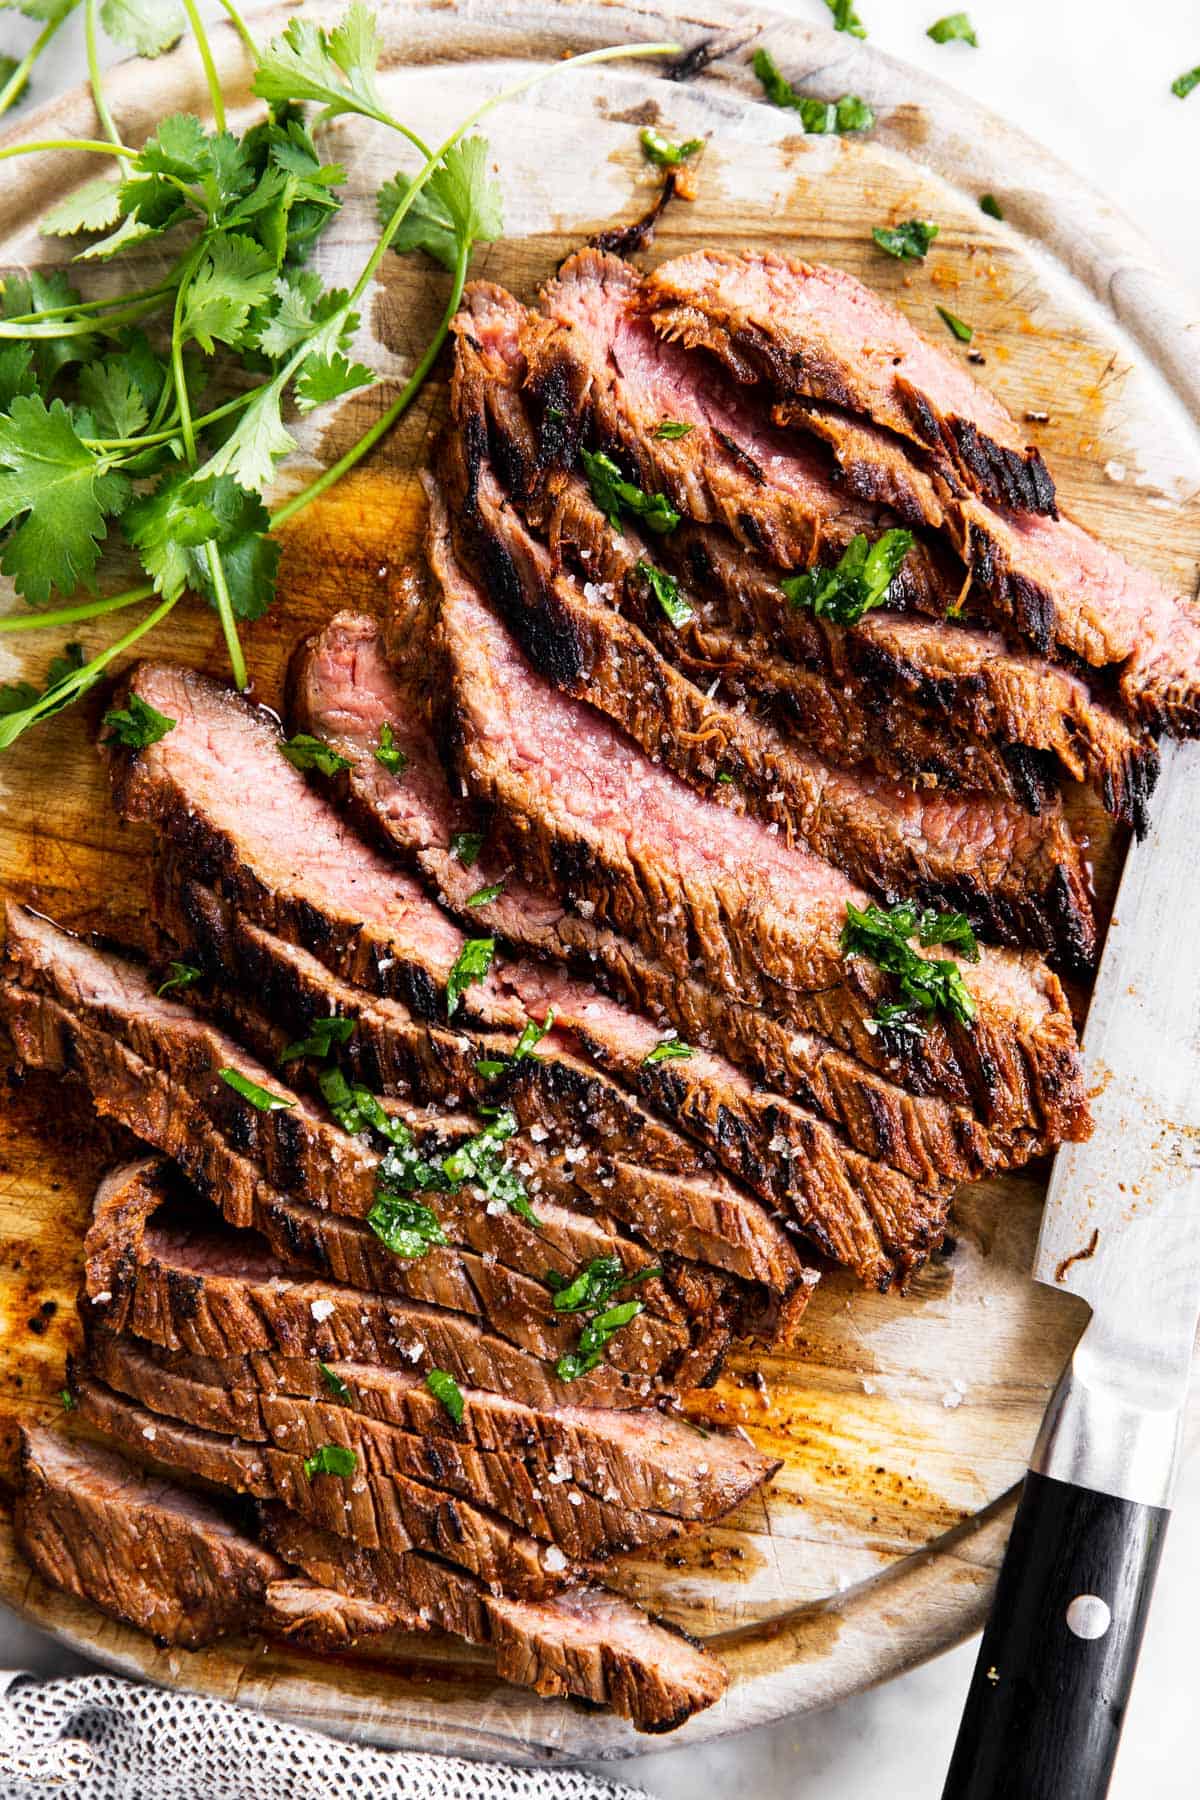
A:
[[81, 1330, 770, 1522], [291, 607, 1032, 1187], [432, 505, 1089, 1145], [644, 249, 1055, 514], [15, 1426, 406, 1650], [86, 1329, 710, 1562], [260, 1510, 727, 1732], [438, 412, 1096, 975], [69, 1373, 578, 1597], [522, 252, 956, 605]]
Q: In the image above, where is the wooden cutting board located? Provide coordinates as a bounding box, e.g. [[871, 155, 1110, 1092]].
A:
[[1, 0, 1198, 1762]]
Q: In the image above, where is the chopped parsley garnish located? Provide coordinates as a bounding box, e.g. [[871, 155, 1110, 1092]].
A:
[[653, 420, 694, 440], [824, 0, 866, 36], [581, 448, 680, 535], [1172, 67, 1200, 99], [642, 1034, 693, 1067], [639, 127, 704, 166], [752, 49, 875, 133], [936, 305, 974, 344], [280, 1015, 356, 1063], [101, 693, 176, 749], [546, 1252, 661, 1315], [374, 722, 407, 774], [446, 936, 495, 1017], [318, 1066, 410, 1143], [476, 1008, 554, 1083], [279, 732, 352, 776], [156, 960, 202, 998], [556, 1301, 645, 1383], [873, 220, 939, 261], [318, 1361, 352, 1400], [426, 1368, 465, 1424], [303, 1444, 357, 1479], [466, 882, 504, 908], [979, 193, 1004, 220], [840, 900, 978, 1028], [637, 560, 694, 629], [60, 1388, 75, 1411], [218, 1066, 295, 1111], [927, 12, 978, 45], [366, 1194, 449, 1258], [450, 831, 484, 867], [442, 1108, 540, 1226], [782, 530, 913, 626]]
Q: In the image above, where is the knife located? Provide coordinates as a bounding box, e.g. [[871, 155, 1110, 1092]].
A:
[[943, 738, 1200, 1800]]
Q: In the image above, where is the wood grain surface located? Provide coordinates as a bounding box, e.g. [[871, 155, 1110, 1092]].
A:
[[0, 0, 1198, 1760]]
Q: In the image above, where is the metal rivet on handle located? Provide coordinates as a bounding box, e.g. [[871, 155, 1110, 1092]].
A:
[[1065, 1594, 1112, 1640]]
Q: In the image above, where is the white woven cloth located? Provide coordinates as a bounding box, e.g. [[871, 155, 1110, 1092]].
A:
[[0, 1672, 647, 1799]]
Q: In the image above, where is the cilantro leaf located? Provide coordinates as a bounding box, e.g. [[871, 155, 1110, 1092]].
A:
[[2, 271, 99, 384], [123, 471, 279, 621], [366, 1193, 448, 1259], [752, 49, 875, 133], [425, 1368, 464, 1424], [936, 304, 974, 343], [642, 1033, 693, 1066], [101, 692, 176, 748], [253, 0, 386, 122], [824, 0, 866, 35], [0, 396, 128, 605], [318, 1361, 352, 1400], [446, 936, 495, 1017], [547, 1254, 660, 1315], [450, 831, 483, 867], [378, 137, 503, 273], [979, 193, 1004, 220], [781, 529, 913, 626], [374, 722, 406, 773], [180, 233, 276, 352], [253, 270, 351, 360], [77, 356, 151, 439], [556, 1299, 644, 1382], [0, 344, 36, 413], [636, 560, 693, 628], [203, 382, 296, 491], [653, 420, 693, 439], [279, 1015, 356, 1062], [466, 882, 503, 908], [279, 731, 352, 776], [639, 127, 704, 167], [872, 219, 938, 261], [927, 12, 978, 45], [218, 1066, 296, 1111], [303, 1443, 357, 1479], [378, 171, 457, 271], [156, 961, 202, 996], [582, 449, 679, 534], [40, 178, 124, 238], [1173, 67, 1200, 100], [840, 901, 977, 1026], [99, 0, 184, 57], [294, 348, 374, 413]]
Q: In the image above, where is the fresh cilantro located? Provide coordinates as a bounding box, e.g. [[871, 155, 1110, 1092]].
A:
[[218, 1066, 296, 1110], [466, 882, 504, 908], [873, 219, 939, 261], [916, 907, 980, 960], [450, 831, 483, 867], [936, 305, 974, 343], [0, 643, 92, 744], [156, 960, 202, 997], [253, 0, 388, 123], [782, 530, 913, 626], [377, 137, 503, 274], [476, 1008, 554, 1083], [425, 1368, 465, 1424], [642, 1033, 693, 1067], [546, 1253, 661, 1315], [840, 901, 978, 1027], [715, 770, 734, 785], [279, 731, 353, 776], [636, 560, 693, 628], [180, 234, 277, 354], [294, 348, 374, 414], [442, 1108, 539, 1226], [366, 1193, 448, 1259], [40, 179, 125, 239], [123, 471, 280, 622], [752, 49, 875, 133], [1172, 67, 1200, 99], [100, 692, 175, 748], [374, 722, 407, 774], [319, 1066, 410, 1144], [0, 396, 129, 605], [446, 936, 495, 1017], [59, 1387, 76, 1411], [653, 420, 693, 439], [927, 12, 978, 45], [99, 0, 185, 58], [639, 127, 704, 167], [318, 1361, 352, 1400], [303, 1443, 357, 1479], [581, 448, 679, 534], [979, 193, 1004, 220], [556, 1300, 645, 1383], [279, 1015, 357, 1063], [824, 0, 866, 34]]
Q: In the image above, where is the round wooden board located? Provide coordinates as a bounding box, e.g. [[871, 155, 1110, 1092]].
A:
[[1, 0, 1199, 1763]]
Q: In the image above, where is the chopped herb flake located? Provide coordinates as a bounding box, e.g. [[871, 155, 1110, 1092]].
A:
[[979, 193, 1004, 220], [280, 732, 352, 776], [546, 1252, 661, 1315], [426, 1367, 465, 1423], [319, 1066, 410, 1145], [753, 49, 875, 133], [374, 722, 407, 774], [218, 1066, 295, 1111], [782, 529, 913, 626], [556, 1299, 645, 1383], [318, 1361, 352, 1400], [927, 12, 978, 45], [466, 882, 504, 908], [841, 901, 977, 1027], [450, 831, 484, 867], [60, 1388, 76, 1411], [824, 0, 866, 36], [581, 447, 679, 535], [303, 1444, 357, 1479], [637, 560, 694, 628], [474, 1058, 509, 1080], [102, 693, 176, 749], [446, 937, 495, 1017], [280, 1015, 356, 1063], [476, 1009, 554, 1083], [936, 305, 974, 343], [442, 1107, 540, 1226], [156, 961, 202, 997], [653, 420, 694, 439], [872, 219, 939, 261], [639, 127, 704, 167], [366, 1193, 448, 1259], [716, 770, 734, 785], [642, 1034, 694, 1067], [1172, 67, 1200, 99]]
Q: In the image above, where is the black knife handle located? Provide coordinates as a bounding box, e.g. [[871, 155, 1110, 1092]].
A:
[[943, 1470, 1168, 1800]]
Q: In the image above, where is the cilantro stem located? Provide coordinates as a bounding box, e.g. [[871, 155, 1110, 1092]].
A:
[[84, 0, 122, 148], [0, 279, 177, 325], [0, 294, 168, 341], [0, 593, 177, 752], [271, 237, 470, 530], [0, 3, 82, 123], [204, 540, 247, 690], [215, 0, 259, 61], [179, 0, 227, 133], [0, 139, 138, 165], [85, 385, 263, 453], [0, 586, 154, 634]]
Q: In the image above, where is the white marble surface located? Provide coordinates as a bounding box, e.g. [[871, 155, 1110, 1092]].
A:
[[4, 1, 1200, 1794]]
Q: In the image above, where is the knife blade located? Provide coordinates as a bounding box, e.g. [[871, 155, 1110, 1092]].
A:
[[944, 737, 1200, 1800]]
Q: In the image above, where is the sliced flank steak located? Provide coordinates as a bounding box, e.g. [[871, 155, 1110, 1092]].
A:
[[68, 1373, 582, 1597], [292, 606, 1050, 1195], [644, 249, 1056, 515], [523, 251, 956, 606], [260, 1510, 728, 1732], [437, 408, 1096, 974], [16, 1427, 405, 1650], [82, 1330, 771, 1522], [432, 514, 1089, 1146]]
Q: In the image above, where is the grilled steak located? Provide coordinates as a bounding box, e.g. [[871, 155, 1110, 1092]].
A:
[[438, 399, 1096, 973], [644, 249, 1056, 514], [260, 1510, 727, 1732], [69, 1372, 579, 1596], [291, 607, 1037, 1189], [16, 1426, 405, 1649], [432, 507, 1089, 1145], [522, 252, 956, 605]]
